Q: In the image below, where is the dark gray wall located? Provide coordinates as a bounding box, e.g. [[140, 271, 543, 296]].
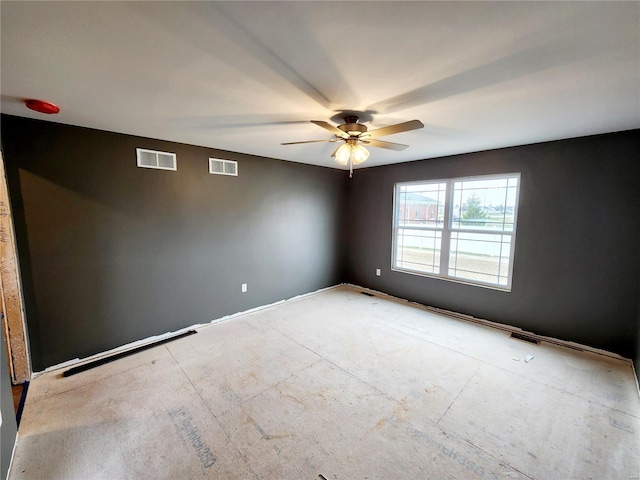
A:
[[2, 113, 639, 376], [344, 130, 640, 359], [1, 115, 347, 371], [1, 330, 17, 480]]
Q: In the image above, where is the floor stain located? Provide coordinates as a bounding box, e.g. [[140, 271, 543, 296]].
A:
[[247, 415, 292, 441]]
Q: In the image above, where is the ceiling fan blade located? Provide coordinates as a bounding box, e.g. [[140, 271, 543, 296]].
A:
[[311, 120, 349, 139], [364, 120, 424, 139], [281, 139, 337, 145], [365, 139, 409, 151]]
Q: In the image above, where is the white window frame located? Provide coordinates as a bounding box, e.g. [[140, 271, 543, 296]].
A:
[[392, 173, 521, 291]]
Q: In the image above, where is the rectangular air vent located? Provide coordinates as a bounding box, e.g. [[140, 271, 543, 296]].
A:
[[136, 148, 176, 171], [209, 158, 238, 176], [510, 332, 540, 345]]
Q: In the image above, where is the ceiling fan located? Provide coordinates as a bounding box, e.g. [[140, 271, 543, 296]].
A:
[[281, 115, 424, 176]]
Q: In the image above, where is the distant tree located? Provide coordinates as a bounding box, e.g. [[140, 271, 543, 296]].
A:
[[462, 193, 487, 224]]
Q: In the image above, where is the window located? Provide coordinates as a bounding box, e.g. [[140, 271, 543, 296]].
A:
[[393, 173, 520, 290], [136, 148, 176, 171]]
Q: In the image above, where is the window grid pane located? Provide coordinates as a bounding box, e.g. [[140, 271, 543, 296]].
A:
[[451, 178, 517, 233], [398, 182, 446, 229], [448, 232, 512, 285], [395, 228, 441, 274]]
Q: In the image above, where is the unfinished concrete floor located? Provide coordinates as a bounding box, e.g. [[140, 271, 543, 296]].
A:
[[9, 286, 640, 479]]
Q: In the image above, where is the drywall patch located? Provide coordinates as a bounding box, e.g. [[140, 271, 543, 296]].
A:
[[169, 407, 216, 468]]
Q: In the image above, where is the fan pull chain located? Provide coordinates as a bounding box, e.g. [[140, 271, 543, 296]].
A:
[[349, 156, 353, 178]]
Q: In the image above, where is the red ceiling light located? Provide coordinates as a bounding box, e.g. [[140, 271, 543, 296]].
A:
[[25, 99, 60, 114]]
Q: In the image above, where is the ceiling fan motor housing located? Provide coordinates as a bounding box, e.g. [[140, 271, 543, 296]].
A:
[[338, 116, 367, 137]]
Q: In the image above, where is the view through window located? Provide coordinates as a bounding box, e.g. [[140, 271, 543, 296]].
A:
[[393, 173, 520, 289]]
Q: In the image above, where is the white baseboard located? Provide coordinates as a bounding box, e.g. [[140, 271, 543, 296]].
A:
[[6, 433, 17, 480], [346, 283, 631, 361], [347, 282, 640, 399], [34, 284, 342, 377], [32, 282, 640, 400]]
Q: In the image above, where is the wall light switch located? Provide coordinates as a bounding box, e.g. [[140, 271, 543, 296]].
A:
[[241, 283, 247, 293], [376, 268, 381, 276]]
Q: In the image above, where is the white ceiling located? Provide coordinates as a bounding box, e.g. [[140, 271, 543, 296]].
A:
[[2, 1, 639, 170]]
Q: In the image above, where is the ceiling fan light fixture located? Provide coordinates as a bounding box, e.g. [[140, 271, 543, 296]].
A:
[[334, 143, 351, 165], [334, 141, 369, 167], [352, 144, 370, 165]]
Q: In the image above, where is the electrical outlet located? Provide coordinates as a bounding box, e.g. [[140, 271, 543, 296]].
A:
[[376, 268, 381, 276], [241, 283, 247, 293]]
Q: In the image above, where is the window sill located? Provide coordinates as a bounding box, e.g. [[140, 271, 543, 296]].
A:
[[391, 266, 512, 292]]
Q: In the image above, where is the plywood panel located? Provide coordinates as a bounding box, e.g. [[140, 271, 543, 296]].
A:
[[0, 151, 30, 383]]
